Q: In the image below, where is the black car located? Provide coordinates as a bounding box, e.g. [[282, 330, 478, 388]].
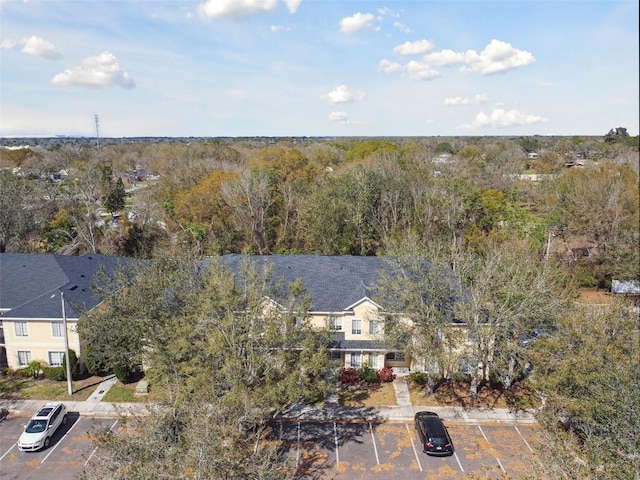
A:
[[414, 411, 454, 456]]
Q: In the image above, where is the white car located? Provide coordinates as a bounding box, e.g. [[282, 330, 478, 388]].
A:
[[18, 402, 68, 451]]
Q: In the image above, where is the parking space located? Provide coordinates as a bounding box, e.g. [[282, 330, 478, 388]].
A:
[[0, 412, 116, 480], [2, 413, 540, 479], [267, 420, 541, 479]]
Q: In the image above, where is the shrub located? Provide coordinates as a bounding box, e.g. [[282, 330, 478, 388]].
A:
[[16, 367, 33, 378], [377, 366, 395, 383], [452, 372, 472, 382], [27, 360, 46, 378], [410, 371, 430, 385], [62, 349, 80, 380], [113, 362, 134, 384], [84, 344, 110, 376], [43, 366, 66, 381], [357, 365, 378, 383], [339, 367, 359, 385]]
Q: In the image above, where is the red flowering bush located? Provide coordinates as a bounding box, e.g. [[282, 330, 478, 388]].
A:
[[339, 367, 359, 385], [377, 366, 395, 383]]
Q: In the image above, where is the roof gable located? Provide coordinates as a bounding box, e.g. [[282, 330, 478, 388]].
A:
[[220, 255, 383, 313], [0, 253, 140, 319]]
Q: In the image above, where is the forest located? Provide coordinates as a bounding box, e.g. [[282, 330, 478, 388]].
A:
[[1, 132, 639, 479], [1, 133, 638, 288]]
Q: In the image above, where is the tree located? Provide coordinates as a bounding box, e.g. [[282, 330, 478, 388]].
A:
[[78, 253, 333, 478], [531, 301, 640, 479], [0, 170, 37, 252], [104, 177, 126, 215]]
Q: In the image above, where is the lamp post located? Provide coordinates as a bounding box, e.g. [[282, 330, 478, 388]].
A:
[[60, 292, 73, 396]]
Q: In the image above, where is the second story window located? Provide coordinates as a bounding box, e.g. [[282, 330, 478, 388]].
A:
[[368, 320, 381, 335], [51, 321, 64, 338], [351, 319, 362, 335], [329, 316, 342, 331], [14, 321, 28, 337]]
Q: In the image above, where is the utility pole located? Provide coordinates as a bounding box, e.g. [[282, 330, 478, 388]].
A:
[[60, 292, 73, 396], [95, 114, 100, 149]]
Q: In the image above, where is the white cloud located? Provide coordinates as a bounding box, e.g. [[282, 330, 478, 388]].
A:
[[425, 40, 534, 75], [538, 80, 554, 88], [283, 0, 301, 13], [444, 94, 488, 106], [393, 39, 433, 56], [377, 59, 402, 74], [463, 40, 535, 75], [198, 0, 278, 19], [462, 107, 547, 129], [1, 39, 17, 49], [270, 25, 290, 32], [406, 60, 440, 80], [20, 36, 62, 60], [329, 111, 349, 122], [51, 52, 135, 89], [339, 12, 375, 33], [424, 49, 467, 66], [321, 85, 364, 105], [393, 21, 411, 33]]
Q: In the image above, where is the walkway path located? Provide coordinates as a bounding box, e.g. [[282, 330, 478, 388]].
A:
[[392, 376, 412, 407]]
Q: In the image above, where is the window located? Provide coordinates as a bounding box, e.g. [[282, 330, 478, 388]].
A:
[[14, 321, 28, 337], [329, 351, 342, 360], [350, 352, 362, 368], [329, 316, 342, 331], [51, 321, 65, 338], [368, 320, 380, 335], [48, 351, 65, 367], [459, 357, 475, 374], [17, 351, 32, 367], [385, 352, 406, 362], [351, 319, 362, 335]]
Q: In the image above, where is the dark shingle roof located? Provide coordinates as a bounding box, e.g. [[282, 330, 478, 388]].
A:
[[328, 332, 385, 351], [0, 253, 138, 319], [220, 255, 384, 312]]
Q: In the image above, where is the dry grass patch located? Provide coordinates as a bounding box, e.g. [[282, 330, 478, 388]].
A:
[[338, 382, 397, 407], [409, 379, 541, 410]]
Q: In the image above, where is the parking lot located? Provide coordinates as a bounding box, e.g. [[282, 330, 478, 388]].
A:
[[266, 420, 541, 479], [2, 412, 540, 479], [0, 412, 116, 480]]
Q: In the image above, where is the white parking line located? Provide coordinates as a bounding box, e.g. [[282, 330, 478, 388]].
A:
[[515, 426, 534, 452], [478, 425, 506, 475], [333, 422, 339, 467], [41, 417, 80, 464], [454, 450, 465, 472], [0, 442, 17, 461], [406, 424, 423, 472], [369, 423, 380, 465], [85, 419, 119, 466]]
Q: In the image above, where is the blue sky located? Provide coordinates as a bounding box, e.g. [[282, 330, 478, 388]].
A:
[[1, 0, 638, 137]]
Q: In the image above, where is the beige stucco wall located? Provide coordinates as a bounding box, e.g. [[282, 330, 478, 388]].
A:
[[3, 319, 80, 370]]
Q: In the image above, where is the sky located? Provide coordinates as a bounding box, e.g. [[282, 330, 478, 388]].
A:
[[0, 0, 638, 138]]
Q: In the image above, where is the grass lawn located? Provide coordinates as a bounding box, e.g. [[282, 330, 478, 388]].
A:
[[0, 374, 106, 401], [409, 378, 542, 410], [338, 381, 397, 407], [101, 381, 145, 403]]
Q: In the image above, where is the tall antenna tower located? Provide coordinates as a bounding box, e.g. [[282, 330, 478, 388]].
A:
[[94, 114, 100, 148]]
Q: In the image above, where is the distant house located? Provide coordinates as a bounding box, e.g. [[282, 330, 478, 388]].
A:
[[0, 253, 139, 370]]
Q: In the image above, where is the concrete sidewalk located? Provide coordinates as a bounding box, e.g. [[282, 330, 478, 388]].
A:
[[0, 375, 538, 424]]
